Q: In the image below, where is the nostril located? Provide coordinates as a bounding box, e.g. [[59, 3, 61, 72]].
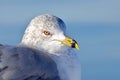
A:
[[67, 40, 71, 43]]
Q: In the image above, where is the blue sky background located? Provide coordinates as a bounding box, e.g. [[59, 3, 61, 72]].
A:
[[0, 0, 120, 80]]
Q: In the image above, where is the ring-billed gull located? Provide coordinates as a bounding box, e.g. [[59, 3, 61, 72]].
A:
[[0, 14, 81, 80]]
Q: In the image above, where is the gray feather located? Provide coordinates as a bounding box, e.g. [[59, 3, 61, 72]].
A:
[[0, 44, 60, 80]]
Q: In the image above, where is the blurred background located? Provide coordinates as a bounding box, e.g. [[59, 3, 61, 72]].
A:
[[0, 0, 120, 80]]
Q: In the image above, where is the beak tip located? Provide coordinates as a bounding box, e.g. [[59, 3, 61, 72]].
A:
[[76, 46, 80, 50], [75, 44, 80, 50]]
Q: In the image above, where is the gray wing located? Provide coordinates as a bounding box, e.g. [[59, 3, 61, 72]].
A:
[[0, 44, 60, 80]]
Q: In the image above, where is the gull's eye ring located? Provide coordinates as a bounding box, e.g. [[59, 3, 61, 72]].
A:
[[43, 30, 51, 36]]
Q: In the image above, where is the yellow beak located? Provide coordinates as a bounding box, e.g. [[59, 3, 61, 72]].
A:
[[60, 37, 80, 50]]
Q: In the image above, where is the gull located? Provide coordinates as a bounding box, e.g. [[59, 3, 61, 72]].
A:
[[0, 14, 81, 80]]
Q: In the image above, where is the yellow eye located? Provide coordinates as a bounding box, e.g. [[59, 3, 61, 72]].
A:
[[43, 30, 51, 36]]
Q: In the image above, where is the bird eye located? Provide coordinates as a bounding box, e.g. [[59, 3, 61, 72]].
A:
[[43, 30, 51, 36]]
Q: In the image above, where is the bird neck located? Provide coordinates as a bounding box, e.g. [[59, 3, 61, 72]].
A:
[[50, 50, 81, 80], [19, 42, 71, 56]]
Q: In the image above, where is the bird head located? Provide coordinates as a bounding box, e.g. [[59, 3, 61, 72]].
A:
[[21, 14, 80, 54]]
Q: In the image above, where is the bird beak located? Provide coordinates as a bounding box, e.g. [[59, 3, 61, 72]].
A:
[[60, 37, 80, 50]]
